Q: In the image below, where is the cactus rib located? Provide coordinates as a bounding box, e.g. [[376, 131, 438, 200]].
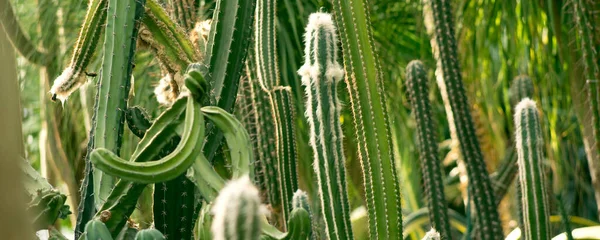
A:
[[514, 99, 551, 240], [405, 60, 452, 239]]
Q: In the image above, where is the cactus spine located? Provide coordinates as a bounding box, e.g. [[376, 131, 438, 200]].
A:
[[405, 60, 451, 239], [211, 176, 262, 240], [299, 13, 353, 240], [330, 0, 403, 237], [76, 0, 146, 236], [422, 0, 502, 238], [514, 99, 551, 240]]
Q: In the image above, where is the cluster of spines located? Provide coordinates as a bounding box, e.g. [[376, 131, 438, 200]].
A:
[[422, 0, 502, 238], [211, 176, 262, 240], [49, 0, 107, 102], [299, 12, 353, 240], [514, 99, 551, 240], [405, 60, 452, 239], [330, 0, 403, 237]]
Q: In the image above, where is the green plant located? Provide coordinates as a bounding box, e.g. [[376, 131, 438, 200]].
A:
[[211, 176, 262, 240], [299, 12, 353, 240], [405, 60, 451, 239], [514, 98, 551, 240]]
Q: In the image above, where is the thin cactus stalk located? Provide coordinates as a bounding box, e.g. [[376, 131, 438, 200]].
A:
[[140, 0, 199, 74], [574, 0, 600, 216], [202, 0, 256, 163], [514, 99, 551, 240], [165, 0, 197, 31], [211, 176, 262, 240], [76, 0, 146, 236], [299, 13, 353, 240], [422, 0, 502, 238], [330, 1, 403, 238], [49, 0, 107, 102], [405, 60, 451, 239], [254, 0, 280, 89], [0, 0, 49, 65], [509, 75, 534, 108]]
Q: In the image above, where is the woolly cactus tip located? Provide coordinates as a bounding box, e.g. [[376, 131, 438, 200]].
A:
[[49, 66, 82, 103], [422, 228, 441, 240], [307, 13, 335, 30], [292, 190, 309, 209], [514, 98, 537, 117], [211, 175, 262, 240], [299, 12, 343, 84]]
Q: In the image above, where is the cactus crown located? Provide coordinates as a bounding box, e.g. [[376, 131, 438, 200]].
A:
[[211, 176, 262, 240]]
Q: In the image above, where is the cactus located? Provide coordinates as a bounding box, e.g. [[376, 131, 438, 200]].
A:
[[254, 0, 280, 89], [90, 97, 205, 184], [422, 0, 502, 238], [211, 176, 262, 240], [514, 99, 551, 240], [422, 229, 441, 240], [164, 0, 197, 31], [299, 12, 353, 240], [76, 0, 146, 236], [49, 0, 107, 102], [125, 106, 153, 138], [135, 229, 166, 240], [83, 219, 113, 240], [330, 0, 404, 237], [0, 0, 48, 65], [509, 75, 534, 107], [202, 0, 256, 162], [405, 60, 452, 239]]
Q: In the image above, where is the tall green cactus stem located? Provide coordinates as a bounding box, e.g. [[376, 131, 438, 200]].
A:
[[76, 0, 146, 236], [90, 97, 205, 184], [574, 0, 600, 214], [509, 75, 534, 107], [202, 0, 256, 162], [165, 0, 197, 31], [515, 99, 551, 240], [330, 0, 403, 238], [0, 0, 48, 65], [254, 0, 280, 89], [422, 0, 502, 237], [299, 13, 353, 240], [49, 0, 107, 102], [270, 86, 300, 226], [140, 0, 198, 74], [154, 175, 197, 240], [405, 60, 451, 239], [211, 176, 262, 240]]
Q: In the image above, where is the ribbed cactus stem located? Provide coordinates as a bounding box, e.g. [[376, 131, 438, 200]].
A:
[[299, 12, 353, 240], [211, 176, 262, 240], [405, 60, 451, 239], [509, 75, 534, 107], [422, 0, 502, 237], [515, 99, 551, 240], [254, 0, 279, 89]]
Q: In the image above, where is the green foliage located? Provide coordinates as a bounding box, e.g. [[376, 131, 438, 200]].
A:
[[515, 99, 551, 240], [405, 60, 451, 239], [299, 12, 353, 240]]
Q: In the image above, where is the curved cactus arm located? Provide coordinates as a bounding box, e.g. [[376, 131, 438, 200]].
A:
[[50, 0, 107, 102], [299, 12, 353, 240], [202, 106, 254, 179], [514, 99, 551, 240], [90, 97, 205, 184], [95, 179, 147, 237], [0, 0, 49, 65], [186, 153, 225, 201], [405, 60, 452, 239], [330, 0, 403, 237], [422, 0, 502, 237]]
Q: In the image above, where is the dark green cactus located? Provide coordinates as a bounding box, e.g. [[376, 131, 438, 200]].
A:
[[422, 0, 502, 238], [211, 176, 262, 240], [299, 12, 353, 240], [76, 0, 146, 236], [49, 0, 107, 102], [83, 219, 113, 240], [330, 0, 404, 237], [509, 75, 534, 107], [405, 60, 451, 239], [125, 106, 153, 139], [514, 98, 551, 240]]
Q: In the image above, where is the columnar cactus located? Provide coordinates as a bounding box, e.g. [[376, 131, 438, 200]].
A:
[[211, 176, 262, 240], [514, 99, 551, 240], [422, 0, 502, 238], [405, 60, 451, 239], [49, 0, 106, 102], [330, 0, 404, 237], [299, 12, 353, 240], [509, 75, 534, 107]]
